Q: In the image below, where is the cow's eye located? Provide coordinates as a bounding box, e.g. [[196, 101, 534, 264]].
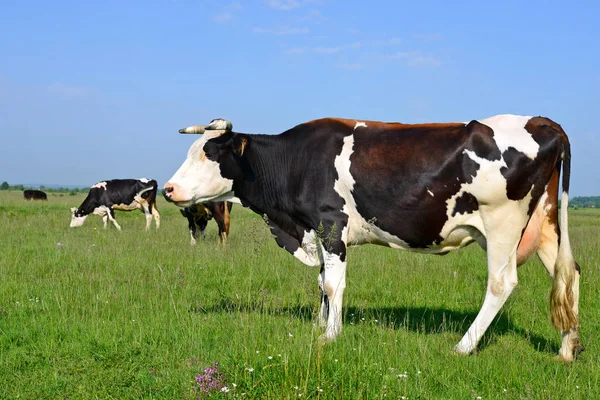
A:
[[204, 150, 215, 159]]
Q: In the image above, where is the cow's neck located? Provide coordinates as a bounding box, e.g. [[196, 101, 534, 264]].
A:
[[233, 134, 303, 228]]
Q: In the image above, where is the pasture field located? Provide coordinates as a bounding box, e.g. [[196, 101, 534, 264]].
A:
[[1, 190, 599, 399]]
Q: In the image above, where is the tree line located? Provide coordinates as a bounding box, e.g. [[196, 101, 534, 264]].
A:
[[0, 182, 89, 195]]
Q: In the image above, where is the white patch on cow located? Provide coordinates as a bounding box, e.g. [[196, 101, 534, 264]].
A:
[[165, 131, 234, 204], [479, 115, 538, 159], [139, 178, 150, 183], [427, 188, 434, 197], [91, 181, 107, 190], [354, 121, 367, 130], [292, 230, 321, 266], [93, 205, 111, 216], [69, 210, 88, 227]]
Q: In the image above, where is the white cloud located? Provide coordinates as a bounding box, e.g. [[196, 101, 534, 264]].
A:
[[212, 2, 243, 24], [314, 46, 343, 54], [412, 33, 444, 42], [253, 25, 309, 35], [333, 63, 364, 71], [266, 0, 313, 10], [387, 51, 441, 68], [373, 37, 402, 46], [213, 12, 234, 23], [45, 83, 88, 97], [284, 47, 306, 55], [299, 9, 325, 22]]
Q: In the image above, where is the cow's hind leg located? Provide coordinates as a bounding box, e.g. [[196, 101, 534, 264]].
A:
[[454, 216, 523, 355], [141, 203, 152, 231], [151, 203, 161, 229], [102, 214, 108, 229]]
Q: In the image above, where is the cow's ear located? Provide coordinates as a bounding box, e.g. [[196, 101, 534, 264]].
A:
[[233, 134, 249, 157]]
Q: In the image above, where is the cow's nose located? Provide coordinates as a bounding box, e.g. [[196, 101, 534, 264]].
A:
[[162, 184, 174, 199]]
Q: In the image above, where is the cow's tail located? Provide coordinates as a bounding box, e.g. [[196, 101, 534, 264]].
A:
[[550, 136, 579, 332]]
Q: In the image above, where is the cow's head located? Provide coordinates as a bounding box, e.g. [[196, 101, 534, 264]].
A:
[[70, 207, 87, 227], [163, 119, 248, 206]]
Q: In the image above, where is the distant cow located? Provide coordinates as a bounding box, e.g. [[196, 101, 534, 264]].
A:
[[24, 189, 47, 201], [180, 202, 232, 245], [163, 116, 583, 361], [70, 178, 160, 231]]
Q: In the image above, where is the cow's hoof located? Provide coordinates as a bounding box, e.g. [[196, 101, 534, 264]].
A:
[[317, 334, 335, 346]]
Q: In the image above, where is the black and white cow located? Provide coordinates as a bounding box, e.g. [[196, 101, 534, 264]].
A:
[[24, 189, 47, 200], [163, 116, 583, 361], [179, 201, 232, 245], [70, 178, 161, 231]]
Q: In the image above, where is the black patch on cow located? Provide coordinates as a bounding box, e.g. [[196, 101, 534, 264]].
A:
[[465, 120, 502, 161], [210, 122, 350, 261], [453, 192, 479, 216], [500, 147, 537, 201]]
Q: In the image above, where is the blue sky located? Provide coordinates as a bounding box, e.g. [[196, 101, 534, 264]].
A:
[[1, 0, 598, 195]]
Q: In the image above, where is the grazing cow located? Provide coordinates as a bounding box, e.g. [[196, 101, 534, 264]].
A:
[[163, 116, 583, 361], [70, 178, 161, 231], [24, 189, 47, 201], [179, 201, 233, 245]]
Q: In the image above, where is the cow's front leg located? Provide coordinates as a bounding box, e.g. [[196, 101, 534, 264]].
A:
[[318, 265, 328, 328], [318, 241, 347, 343]]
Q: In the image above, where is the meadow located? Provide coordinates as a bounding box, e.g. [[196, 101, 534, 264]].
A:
[[1, 190, 599, 399]]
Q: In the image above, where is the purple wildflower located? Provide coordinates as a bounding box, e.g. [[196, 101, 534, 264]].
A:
[[56, 242, 62, 249], [195, 362, 226, 397]]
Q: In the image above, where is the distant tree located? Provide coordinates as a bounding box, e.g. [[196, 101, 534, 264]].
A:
[[0, 182, 8, 190]]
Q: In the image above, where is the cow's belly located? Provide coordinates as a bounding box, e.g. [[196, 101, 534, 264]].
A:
[[113, 202, 141, 211], [346, 208, 485, 254]]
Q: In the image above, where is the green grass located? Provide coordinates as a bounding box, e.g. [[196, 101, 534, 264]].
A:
[[1, 190, 599, 399]]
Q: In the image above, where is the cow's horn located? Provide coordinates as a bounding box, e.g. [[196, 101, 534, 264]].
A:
[[179, 125, 207, 134], [206, 119, 233, 131]]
